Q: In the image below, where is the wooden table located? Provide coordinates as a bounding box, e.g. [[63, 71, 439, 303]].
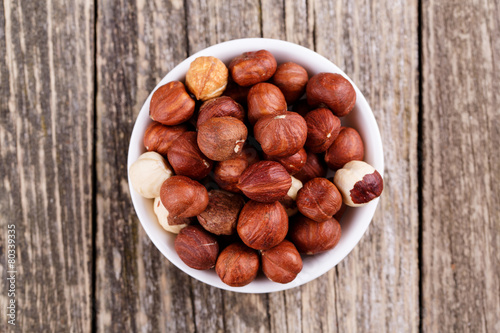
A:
[[1, 0, 499, 332]]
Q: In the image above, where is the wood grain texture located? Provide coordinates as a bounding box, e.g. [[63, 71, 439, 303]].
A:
[[0, 0, 94, 331], [421, 0, 500, 332]]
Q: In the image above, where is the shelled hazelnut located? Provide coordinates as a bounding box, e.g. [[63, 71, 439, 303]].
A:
[[143, 122, 188, 155], [196, 96, 245, 127], [229, 50, 277, 87], [247, 83, 287, 124], [304, 108, 341, 153], [129, 151, 173, 198], [294, 152, 327, 184], [153, 197, 191, 234]]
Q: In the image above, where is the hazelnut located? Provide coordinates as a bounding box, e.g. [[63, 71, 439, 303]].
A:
[[261, 240, 303, 284], [333, 160, 383, 207], [197, 116, 248, 161], [271, 62, 309, 104], [129, 152, 173, 198], [150, 81, 195, 125], [185, 56, 228, 101], [222, 78, 251, 105], [304, 108, 341, 153], [296, 178, 342, 222], [237, 161, 292, 203], [174, 225, 219, 270], [197, 190, 245, 235], [264, 148, 307, 175], [167, 132, 213, 180], [324, 127, 364, 170], [254, 112, 308, 157], [213, 146, 260, 193], [153, 197, 191, 234], [294, 152, 327, 184], [215, 243, 259, 287], [143, 122, 188, 155], [247, 83, 287, 124], [160, 175, 209, 218], [237, 200, 288, 250], [279, 176, 303, 217], [196, 96, 245, 127], [229, 50, 277, 87], [289, 215, 341, 254], [306, 73, 356, 117]]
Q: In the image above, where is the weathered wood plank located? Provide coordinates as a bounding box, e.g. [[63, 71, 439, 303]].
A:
[[314, 0, 420, 332], [421, 1, 500, 332], [0, 0, 94, 331]]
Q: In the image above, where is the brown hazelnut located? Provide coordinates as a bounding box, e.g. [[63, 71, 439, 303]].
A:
[[306, 73, 356, 117], [254, 112, 307, 157], [247, 83, 287, 124], [222, 78, 251, 105], [196, 96, 245, 127], [294, 152, 327, 184], [324, 127, 364, 170], [213, 145, 259, 193], [333, 160, 383, 207], [293, 99, 314, 117], [289, 215, 341, 254], [229, 50, 277, 87], [304, 108, 341, 153], [153, 197, 192, 234], [237, 200, 288, 250], [215, 243, 259, 287], [167, 132, 213, 180], [143, 122, 188, 155], [296, 178, 342, 222], [160, 175, 209, 218], [185, 56, 228, 101], [197, 116, 248, 161], [237, 161, 292, 203], [261, 240, 303, 284], [264, 148, 307, 175], [271, 62, 309, 104], [174, 225, 219, 270], [197, 190, 245, 235], [150, 81, 195, 125]]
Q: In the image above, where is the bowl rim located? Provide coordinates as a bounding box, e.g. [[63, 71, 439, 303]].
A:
[[127, 37, 384, 293]]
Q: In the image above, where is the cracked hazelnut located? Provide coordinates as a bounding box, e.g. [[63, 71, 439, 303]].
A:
[[196, 96, 245, 127], [229, 50, 277, 86], [296, 178, 342, 222], [271, 62, 309, 104], [213, 146, 260, 193], [237, 161, 292, 203], [150, 81, 195, 125], [247, 83, 287, 124], [261, 240, 303, 284], [197, 190, 245, 235], [237, 200, 288, 250], [333, 160, 383, 207], [306, 73, 356, 117], [289, 215, 341, 254], [216, 243, 259, 287], [185, 56, 228, 101], [254, 112, 307, 157], [197, 116, 248, 161], [264, 147, 307, 175], [324, 127, 364, 170], [279, 176, 303, 217], [175, 225, 219, 270], [129, 152, 173, 198], [143, 122, 188, 155], [294, 152, 327, 184], [160, 175, 209, 218], [167, 132, 213, 180], [153, 197, 191, 234], [304, 108, 341, 153]]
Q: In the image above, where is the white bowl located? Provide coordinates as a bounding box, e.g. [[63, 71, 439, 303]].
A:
[[128, 38, 384, 293]]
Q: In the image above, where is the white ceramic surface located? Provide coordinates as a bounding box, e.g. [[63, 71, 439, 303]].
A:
[[127, 38, 384, 293]]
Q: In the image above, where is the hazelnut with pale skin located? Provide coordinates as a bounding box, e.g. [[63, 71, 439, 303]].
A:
[[153, 197, 190, 234], [333, 160, 383, 207], [279, 176, 303, 217], [129, 151, 173, 198]]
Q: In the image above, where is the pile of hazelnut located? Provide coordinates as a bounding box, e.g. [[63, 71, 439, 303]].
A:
[[129, 50, 383, 287]]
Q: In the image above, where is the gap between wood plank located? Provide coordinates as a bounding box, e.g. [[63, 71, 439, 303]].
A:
[[417, 0, 424, 332]]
